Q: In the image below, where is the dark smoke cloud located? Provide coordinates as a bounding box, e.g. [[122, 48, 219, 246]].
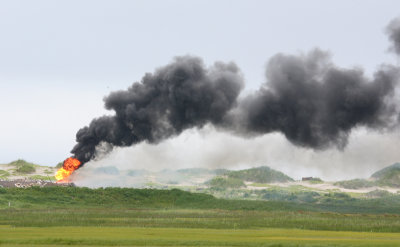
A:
[[72, 57, 244, 163], [387, 17, 400, 56], [230, 50, 398, 149], [71, 17, 400, 165]]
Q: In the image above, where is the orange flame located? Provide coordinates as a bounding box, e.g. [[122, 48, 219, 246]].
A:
[[55, 157, 82, 181]]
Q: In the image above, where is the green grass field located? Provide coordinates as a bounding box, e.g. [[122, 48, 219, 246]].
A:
[[1, 226, 400, 247], [1, 187, 400, 246]]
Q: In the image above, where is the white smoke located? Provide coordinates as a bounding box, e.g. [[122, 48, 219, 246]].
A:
[[71, 124, 400, 187]]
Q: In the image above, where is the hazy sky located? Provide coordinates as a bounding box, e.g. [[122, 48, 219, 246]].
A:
[[1, 0, 399, 179]]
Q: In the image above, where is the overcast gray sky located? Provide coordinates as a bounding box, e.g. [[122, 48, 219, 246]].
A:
[[0, 0, 399, 179]]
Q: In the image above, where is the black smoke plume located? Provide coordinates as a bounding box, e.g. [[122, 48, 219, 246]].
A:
[[230, 49, 398, 149], [71, 18, 400, 165], [72, 57, 244, 163]]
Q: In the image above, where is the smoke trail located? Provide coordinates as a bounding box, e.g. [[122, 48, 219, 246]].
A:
[[387, 17, 400, 56], [229, 49, 398, 149], [71, 57, 244, 163], [71, 17, 400, 165]]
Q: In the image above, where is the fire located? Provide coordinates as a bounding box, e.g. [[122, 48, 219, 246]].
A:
[[55, 157, 82, 181]]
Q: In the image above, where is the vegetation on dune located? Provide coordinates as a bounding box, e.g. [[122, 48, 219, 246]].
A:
[[371, 163, 400, 187], [207, 176, 245, 190], [334, 179, 376, 189], [376, 171, 400, 187], [15, 165, 36, 174], [0, 169, 10, 179], [334, 163, 400, 189], [9, 159, 36, 174], [224, 166, 294, 183], [214, 168, 229, 175], [371, 163, 400, 179]]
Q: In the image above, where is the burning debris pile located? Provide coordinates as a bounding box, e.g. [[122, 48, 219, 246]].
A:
[[55, 157, 82, 181], [55, 17, 400, 182]]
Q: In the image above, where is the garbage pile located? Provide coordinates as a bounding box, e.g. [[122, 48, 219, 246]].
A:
[[0, 179, 74, 188]]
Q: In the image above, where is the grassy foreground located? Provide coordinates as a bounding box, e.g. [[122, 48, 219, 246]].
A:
[[1, 187, 400, 246], [1, 226, 400, 247]]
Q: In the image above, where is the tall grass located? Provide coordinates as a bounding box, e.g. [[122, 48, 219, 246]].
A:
[[3, 186, 400, 214], [1, 208, 400, 232], [0, 187, 400, 232]]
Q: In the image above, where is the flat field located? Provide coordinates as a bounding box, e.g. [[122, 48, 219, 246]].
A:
[[1, 226, 400, 247]]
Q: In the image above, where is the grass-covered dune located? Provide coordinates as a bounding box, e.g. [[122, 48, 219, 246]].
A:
[[0, 159, 57, 181], [225, 166, 294, 183], [8, 159, 37, 174], [371, 162, 400, 187], [333, 162, 400, 190]]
